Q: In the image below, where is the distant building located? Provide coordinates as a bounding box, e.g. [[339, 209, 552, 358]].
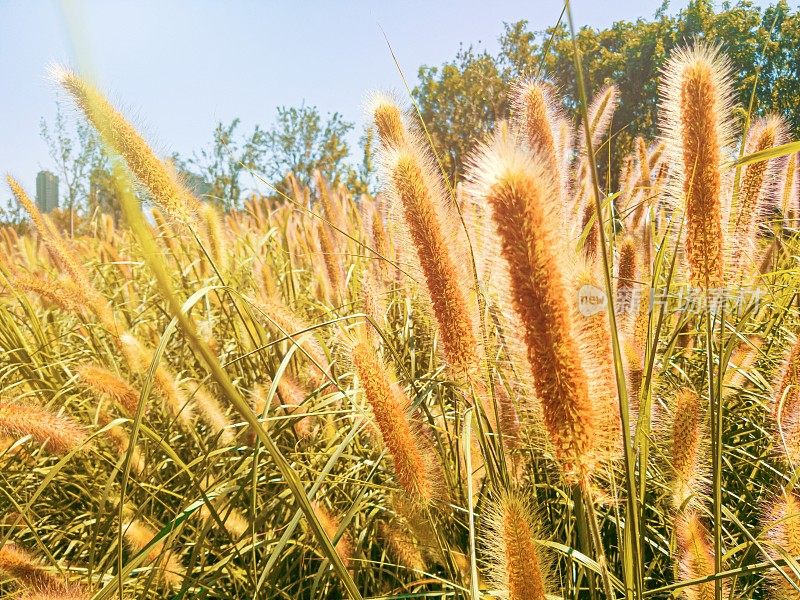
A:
[[36, 170, 59, 212]]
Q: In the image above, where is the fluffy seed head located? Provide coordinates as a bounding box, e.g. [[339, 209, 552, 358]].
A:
[[199, 202, 228, 273], [579, 84, 619, 154], [352, 340, 437, 503], [671, 388, 705, 509], [6, 177, 91, 289], [467, 129, 594, 479], [676, 511, 724, 600], [55, 66, 200, 227], [386, 147, 478, 375], [379, 520, 425, 573], [483, 491, 550, 600], [0, 400, 87, 455], [780, 153, 799, 228], [512, 80, 563, 191], [11, 274, 86, 315], [75, 363, 139, 416], [191, 383, 234, 445], [764, 491, 800, 598], [19, 584, 92, 600], [317, 221, 343, 300], [368, 92, 407, 147], [122, 518, 185, 588], [773, 336, 800, 463], [311, 501, 353, 569], [0, 543, 60, 589], [616, 235, 639, 314], [660, 42, 735, 289], [729, 115, 786, 277], [315, 170, 344, 230]]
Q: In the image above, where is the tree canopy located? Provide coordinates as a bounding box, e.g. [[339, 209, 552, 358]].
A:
[[412, 0, 800, 185]]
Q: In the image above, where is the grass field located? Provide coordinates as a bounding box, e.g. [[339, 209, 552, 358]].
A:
[[2, 14, 800, 600]]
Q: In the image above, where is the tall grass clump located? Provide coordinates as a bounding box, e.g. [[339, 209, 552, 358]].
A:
[[3, 29, 800, 600]]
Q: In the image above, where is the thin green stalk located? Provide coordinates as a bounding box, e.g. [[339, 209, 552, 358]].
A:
[[565, 2, 641, 597]]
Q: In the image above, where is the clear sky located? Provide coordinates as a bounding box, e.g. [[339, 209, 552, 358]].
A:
[[0, 0, 777, 200]]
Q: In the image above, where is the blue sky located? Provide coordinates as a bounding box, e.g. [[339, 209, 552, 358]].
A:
[[0, 0, 777, 200]]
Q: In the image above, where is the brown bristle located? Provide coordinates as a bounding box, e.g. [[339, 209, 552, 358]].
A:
[[484, 491, 550, 600], [390, 151, 478, 376], [352, 340, 437, 503], [671, 388, 704, 509], [469, 134, 594, 479], [75, 363, 140, 416], [0, 400, 87, 455]]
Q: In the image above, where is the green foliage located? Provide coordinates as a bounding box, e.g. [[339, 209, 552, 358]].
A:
[[189, 118, 268, 210], [40, 98, 110, 214], [261, 105, 354, 193], [412, 0, 800, 184]]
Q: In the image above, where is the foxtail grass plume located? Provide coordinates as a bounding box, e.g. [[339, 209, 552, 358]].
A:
[[10, 274, 86, 316], [772, 335, 800, 463], [382, 145, 478, 375], [6, 178, 114, 329], [191, 383, 234, 445], [199, 202, 229, 273], [660, 42, 735, 289], [573, 269, 622, 461], [117, 332, 194, 425], [779, 153, 799, 228], [266, 375, 313, 438], [311, 501, 354, 569], [483, 491, 550, 600], [636, 137, 651, 190], [579, 84, 619, 153], [55, 67, 201, 227], [512, 80, 563, 191], [616, 235, 638, 314], [257, 294, 330, 383], [379, 520, 425, 573], [102, 417, 146, 474], [0, 399, 87, 455], [764, 491, 800, 598], [318, 220, 343, 300], [675, 511, 725, 600], [670, 388, 705, 509], [467, 129, 594, 479], [6, 177, 91, 289], [352, 339, 437, 503], [729, 115, 786, 276], [0, 543, 60, 590], [19, 586, 91, 600], [154, 366, 194, 427], [368, 93, 407, 148], [122, 518, 185, 588], [315, 170, 344, 230], [580, 201, 599, 259], [76, 363, 139, 416]]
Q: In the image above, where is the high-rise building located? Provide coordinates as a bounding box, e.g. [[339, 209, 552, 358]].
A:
[[36, 170, 59, 213]]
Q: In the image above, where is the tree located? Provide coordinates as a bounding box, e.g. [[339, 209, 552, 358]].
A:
[[411, 1, 800, 187], [262, 104, 355, 194], [189, 119, 267, 211], [40, 98, 109, 218]]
